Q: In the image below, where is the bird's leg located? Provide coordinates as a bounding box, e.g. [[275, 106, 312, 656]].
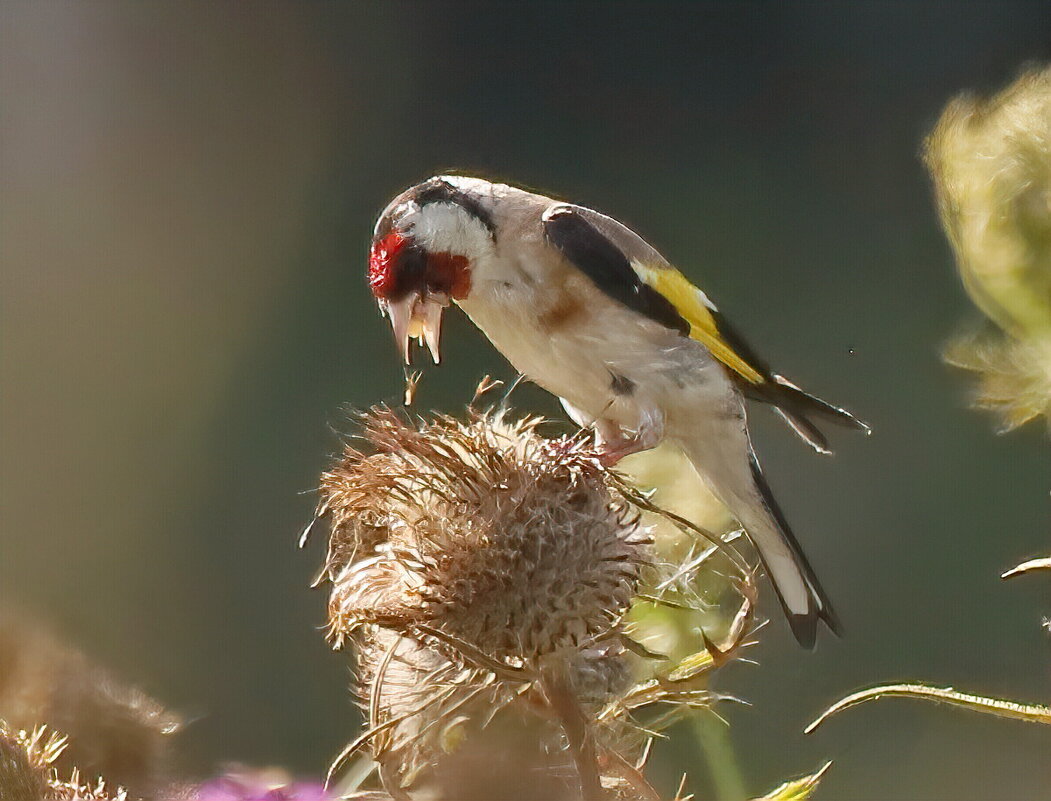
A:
[[595, 407, 665, 467], [559, 397, 665, 466]]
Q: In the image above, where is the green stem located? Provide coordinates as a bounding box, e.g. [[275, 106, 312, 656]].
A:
[[692, 712, 747, 801]]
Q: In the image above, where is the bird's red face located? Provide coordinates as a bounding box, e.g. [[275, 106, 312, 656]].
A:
[[368, 229, 472, 364]]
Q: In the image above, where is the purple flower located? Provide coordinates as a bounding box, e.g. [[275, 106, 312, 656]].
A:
[[196, 773, 329, 801]]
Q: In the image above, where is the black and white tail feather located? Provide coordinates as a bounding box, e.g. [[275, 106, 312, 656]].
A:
[[750, 374, 870, 456], [747, 452, 842, 648], [742, 381, 863, 646]]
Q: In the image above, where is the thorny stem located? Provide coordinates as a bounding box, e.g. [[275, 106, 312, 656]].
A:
[[541, 667, 605, 801]]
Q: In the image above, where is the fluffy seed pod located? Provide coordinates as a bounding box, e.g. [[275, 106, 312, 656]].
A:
[[926, 66, 1051, 432], [926, 66, 1051, 339]]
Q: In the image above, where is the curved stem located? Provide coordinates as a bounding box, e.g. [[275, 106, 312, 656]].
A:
[[806, 683, 1051, 734]]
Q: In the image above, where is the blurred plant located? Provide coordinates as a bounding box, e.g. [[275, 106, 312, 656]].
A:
[[309, 405, 827, 800], [197, 769, 330, 801], [0, 614, 182, 798], [0, 721, 128, 800], [925, 65, 1051, 433], [811, 57, 1051, 745], [816, 64, 1050, 744]]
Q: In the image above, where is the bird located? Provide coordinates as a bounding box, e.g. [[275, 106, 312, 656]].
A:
[[365, 174, 868, 648]]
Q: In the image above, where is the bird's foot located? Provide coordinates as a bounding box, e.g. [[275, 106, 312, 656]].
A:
[[594, 411, 664, 467], [597, 438, 650, 467]]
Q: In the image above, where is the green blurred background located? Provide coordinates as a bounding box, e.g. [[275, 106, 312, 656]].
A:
[[2, 3, 1048, 799]]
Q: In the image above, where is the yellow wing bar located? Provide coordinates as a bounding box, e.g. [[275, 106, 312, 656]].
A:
[[634, 263, 765, 384]]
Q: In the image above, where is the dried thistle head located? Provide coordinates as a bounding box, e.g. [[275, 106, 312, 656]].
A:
[[319, 408, 648, 661], [314, 407, 756, 799], [314, 409, 656, 797]]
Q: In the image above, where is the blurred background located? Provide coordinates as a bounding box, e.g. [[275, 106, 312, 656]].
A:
[[2, 3, 1048, 799]]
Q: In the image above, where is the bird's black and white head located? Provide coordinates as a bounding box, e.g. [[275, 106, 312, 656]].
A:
[[368, 175, 499, 364]]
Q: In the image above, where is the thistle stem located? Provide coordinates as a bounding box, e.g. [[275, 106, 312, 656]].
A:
[[541, 668, 605, 801]]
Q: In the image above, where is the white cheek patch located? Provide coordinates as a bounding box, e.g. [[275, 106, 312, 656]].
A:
[[412, 202, 493, 257]]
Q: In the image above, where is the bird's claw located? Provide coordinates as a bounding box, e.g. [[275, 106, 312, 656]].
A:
[[594, 410, 665, 467]]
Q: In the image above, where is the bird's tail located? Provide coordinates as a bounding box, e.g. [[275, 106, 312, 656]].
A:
[[744, 453, 841, 647], [746, 374, 870, 455], [677, 435, 840, 648]]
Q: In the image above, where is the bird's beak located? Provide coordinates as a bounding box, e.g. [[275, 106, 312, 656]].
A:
[[383, 293, 446, 365]]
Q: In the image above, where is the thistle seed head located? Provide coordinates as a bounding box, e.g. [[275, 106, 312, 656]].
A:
[[318, 408, 649, 661], [314, 407, 753, 799]]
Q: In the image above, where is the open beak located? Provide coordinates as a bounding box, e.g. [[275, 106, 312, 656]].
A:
[[383, 292, 446, 365]]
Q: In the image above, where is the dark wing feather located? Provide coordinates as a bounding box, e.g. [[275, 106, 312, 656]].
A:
[[543, 206, 690, 335]]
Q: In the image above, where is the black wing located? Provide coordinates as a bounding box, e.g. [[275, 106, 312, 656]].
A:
[[542, 205, 690, 335]]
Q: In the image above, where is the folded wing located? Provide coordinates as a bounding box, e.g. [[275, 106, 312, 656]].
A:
[[542, 203, 868, 451]]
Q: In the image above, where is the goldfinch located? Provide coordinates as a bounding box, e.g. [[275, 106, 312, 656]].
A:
[[366, 175, 868, 648]]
